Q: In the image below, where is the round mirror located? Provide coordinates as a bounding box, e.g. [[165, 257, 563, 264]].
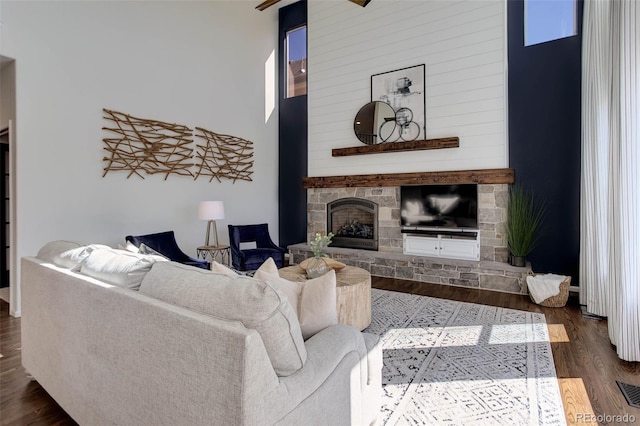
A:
[[353, 101, 395, 145]]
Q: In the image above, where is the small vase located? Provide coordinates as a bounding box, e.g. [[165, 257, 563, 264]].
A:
[[306, 256, 329, 278]]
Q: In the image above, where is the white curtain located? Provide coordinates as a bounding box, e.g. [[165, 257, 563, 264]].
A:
[[580, 0, 640, 362]]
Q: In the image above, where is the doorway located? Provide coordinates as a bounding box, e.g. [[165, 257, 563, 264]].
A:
[[1, 55, 16, 311], [0, 128, 8, 297]]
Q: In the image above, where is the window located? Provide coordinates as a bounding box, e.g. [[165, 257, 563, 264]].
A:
[[285, 26, 307, 98], [525, 0, 577, 46]]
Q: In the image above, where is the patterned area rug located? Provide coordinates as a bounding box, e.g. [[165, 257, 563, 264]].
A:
[[365, 289, 566, 425]]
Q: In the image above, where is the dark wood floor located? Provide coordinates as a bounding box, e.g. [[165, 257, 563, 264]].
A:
[[1, 278, 639, 425]]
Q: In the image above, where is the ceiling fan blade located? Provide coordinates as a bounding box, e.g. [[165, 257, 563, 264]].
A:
[[256, 0, 282, 11], [257, 0, 370, 11], [348, 0, 372, 6]]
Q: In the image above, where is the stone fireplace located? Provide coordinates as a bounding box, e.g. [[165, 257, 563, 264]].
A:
[[307, 184, 509, 263], [327, 198, 378, 250], [293, 171, 531, 295]]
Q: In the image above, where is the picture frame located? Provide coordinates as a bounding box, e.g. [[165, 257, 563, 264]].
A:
[[371, 64, 426, 142]]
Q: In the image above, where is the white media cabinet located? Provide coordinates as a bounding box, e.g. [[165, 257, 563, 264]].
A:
[[402, 228, 480, 261]]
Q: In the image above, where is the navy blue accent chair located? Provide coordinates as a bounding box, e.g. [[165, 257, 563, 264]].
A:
[[125, 231, 210, 270], [228, 224, 285, 271]]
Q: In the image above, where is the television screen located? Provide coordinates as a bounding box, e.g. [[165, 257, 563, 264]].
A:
[[400, 184, 478, 229]]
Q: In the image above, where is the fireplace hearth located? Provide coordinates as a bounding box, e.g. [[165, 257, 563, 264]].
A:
[[327, 198, 378, 250]]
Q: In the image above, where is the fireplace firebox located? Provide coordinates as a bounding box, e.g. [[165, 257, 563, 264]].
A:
[[327, 198, 378, 250]]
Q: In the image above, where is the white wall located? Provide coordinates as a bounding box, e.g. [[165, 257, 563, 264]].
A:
[[1, 1, 280, 314], [308, 0, 507, 177]]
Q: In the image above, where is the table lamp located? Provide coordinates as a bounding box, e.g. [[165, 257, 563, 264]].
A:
[[198, 201, 225, 247]]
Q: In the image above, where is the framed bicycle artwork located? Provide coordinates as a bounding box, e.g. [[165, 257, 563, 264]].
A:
[[371, 64, 426, 143]]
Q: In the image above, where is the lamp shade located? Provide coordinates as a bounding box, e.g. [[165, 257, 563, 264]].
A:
[[198, 201, 225, 220]]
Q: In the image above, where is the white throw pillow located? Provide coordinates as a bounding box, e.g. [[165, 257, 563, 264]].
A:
[[79, 247, 160, 290], [37, 241, 111, 270], [211, 260, 239, 276], [138, 243, 169, 260], [119, 242, 167, 263], [255, 258, 338, 340], [121, 241, 140, 253], [37, 240, 84, 266], [298, 270, 338, 340], [255, 258, 302, 316]]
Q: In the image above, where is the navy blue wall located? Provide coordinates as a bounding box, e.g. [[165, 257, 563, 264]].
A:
[[508, 0, 583, 281], [278, 1, 308, 249]]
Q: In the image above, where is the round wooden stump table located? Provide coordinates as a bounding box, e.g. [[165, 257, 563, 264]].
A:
[[278, 265, 372, 331]]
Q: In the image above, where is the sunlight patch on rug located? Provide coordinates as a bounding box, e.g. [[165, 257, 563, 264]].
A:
[[365, 289, 566, 426]]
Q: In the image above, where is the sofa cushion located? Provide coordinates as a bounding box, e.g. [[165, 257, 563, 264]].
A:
[[138, 261, 307, 376], [79, 248, 163, 290], [255, 258, 338, 340], [37, 241, 111, 270]]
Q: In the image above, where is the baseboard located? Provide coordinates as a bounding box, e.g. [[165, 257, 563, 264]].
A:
[[569, 285, 580, 293], [580, 306, 605, 320]]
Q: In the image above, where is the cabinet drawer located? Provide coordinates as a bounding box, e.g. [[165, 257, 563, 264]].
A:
[[440, 238, 479, 260], [403, 235, 440, 256]]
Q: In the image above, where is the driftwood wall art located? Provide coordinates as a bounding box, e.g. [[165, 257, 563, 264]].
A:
[[102, 109, 194, 180], [102, 108, 254, 182], [194, 127, 254, 183]]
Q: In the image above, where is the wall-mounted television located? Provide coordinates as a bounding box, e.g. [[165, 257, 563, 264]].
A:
[[400, 184, 478, 230]]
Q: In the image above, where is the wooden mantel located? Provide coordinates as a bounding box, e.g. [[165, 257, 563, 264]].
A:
[[303, 168, 515, 189], [332, 137, 459, 157]]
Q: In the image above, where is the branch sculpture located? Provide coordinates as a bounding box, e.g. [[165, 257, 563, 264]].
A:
[[194, 127, 254, 183], [102, 108, 254, 183], [102, 109, 194, 180]]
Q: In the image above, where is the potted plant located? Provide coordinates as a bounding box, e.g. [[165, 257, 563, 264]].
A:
[[505, 185, 546, 267]]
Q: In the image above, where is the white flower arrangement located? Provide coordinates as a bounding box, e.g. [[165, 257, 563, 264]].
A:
[[310, 232, 334, 258]]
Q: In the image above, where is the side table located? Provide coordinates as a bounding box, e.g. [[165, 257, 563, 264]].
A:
[[278, 265, 372, 331], [196, 245, 231, 266]]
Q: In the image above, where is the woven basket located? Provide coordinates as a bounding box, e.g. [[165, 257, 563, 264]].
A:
[[527, 273, 571, 308]]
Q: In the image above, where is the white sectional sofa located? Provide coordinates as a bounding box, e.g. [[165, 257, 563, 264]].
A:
[[21, 242, 382, 425]]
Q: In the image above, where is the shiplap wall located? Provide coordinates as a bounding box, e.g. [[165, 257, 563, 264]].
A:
[[308, 0, 507, 177]]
